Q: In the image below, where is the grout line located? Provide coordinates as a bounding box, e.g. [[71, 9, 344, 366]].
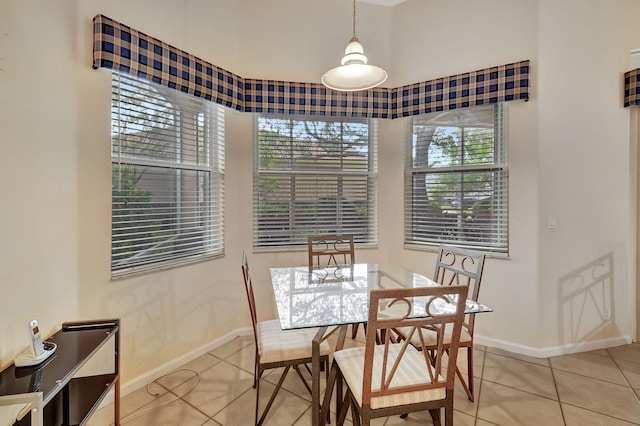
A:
[[606, 347, 640, 405], [472, 346, 487, 425], [548, 360, 567, 425]]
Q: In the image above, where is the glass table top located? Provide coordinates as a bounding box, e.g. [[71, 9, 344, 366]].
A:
[[270, 263, 492, 330]]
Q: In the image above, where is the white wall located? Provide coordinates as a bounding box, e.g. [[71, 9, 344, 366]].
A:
[[534, 0, 640, 352], [1, 0, 639, 391]]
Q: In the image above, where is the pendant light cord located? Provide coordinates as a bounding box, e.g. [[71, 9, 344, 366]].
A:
[[352, 0, 357, 38]]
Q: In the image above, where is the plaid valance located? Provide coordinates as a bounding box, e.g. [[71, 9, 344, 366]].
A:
[[624, 69, 640, 107], [93, 14, 530, 118], [92, 14, 243, 110]]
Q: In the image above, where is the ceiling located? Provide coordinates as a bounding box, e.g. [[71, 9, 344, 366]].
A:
[[358, 0, 408, 6]]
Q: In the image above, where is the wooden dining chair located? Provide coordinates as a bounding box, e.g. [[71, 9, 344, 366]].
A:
[[332, 284, 469, 426], [395, 244, 486, 402], [241, 251, 331, 425], [307, 234, 361, 338]]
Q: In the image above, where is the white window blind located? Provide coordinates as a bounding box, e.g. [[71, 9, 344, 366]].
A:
[[111, 72, 225, 276], [254, 115, 378, 248], [404, 104, 508, 254]]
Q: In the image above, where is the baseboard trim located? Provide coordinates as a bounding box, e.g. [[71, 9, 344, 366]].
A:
[[475, 334, 633, 358]]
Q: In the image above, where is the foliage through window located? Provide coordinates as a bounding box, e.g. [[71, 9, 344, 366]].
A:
[[254, 115, 377, 248], [405, 104, 508, 254], [111, 72, 225, 275]]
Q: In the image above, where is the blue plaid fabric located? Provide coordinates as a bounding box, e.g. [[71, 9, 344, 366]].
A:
[[93, 14, 530, 117], [243, 79, 392, 118], [92, 14, 243, 110], [624, 69, 640, 107], [391, 61, 530, 118]]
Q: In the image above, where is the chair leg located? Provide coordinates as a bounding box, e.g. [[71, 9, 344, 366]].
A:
[[349, 394, 361, 426], [455, 347, 474, 401], [429, 408, 442, 426], [254, 367, 261, 425], [351, 323, 359, 339], [336, 390, 350, 426], [292, 365, 312, 394], [467, 346, 474, 400], [257, 365, 291, 425], [253, 356, 258, 389]]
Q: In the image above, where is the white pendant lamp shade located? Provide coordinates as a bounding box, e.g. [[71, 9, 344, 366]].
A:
[[322, 37, 388, 91], [321, 0, 388, 91]]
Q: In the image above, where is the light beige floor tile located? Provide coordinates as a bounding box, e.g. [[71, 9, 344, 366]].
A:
[[607, 343, 640, 364], [562, 403, 640, 426], [120, 397, 209, 426], [221, 341, 256, 374], [85, 405, 115, 426], [213, 381, 310, 425], [284, 401, 356, 426], [550, 351, 628, 385], [475, 420, 500, 426], [453, 410, 476, 426], [455, 347, 486, 379], [292, 406, 356, 426], [617, 359, 640, 389], [208, 335, 253, 360], [87, 381, 174, 425], [121, 381, 175, 418], [452, 375, 480, 416], [476, 380, 564, 426], [201, 420, 223, 425], [176, 360, 254, 417], [482, 352, 557, 399], [554, 369, 640, 423], [474, 343, 487, 351], [485, 347, 550, 367], [155, 354, 220, 391], [383, 409, 475, 426], [264, 364, 326, 403], [585, 348, 610, 357]]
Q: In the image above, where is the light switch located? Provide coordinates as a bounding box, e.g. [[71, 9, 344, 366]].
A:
[[548, 215, 556, 230]]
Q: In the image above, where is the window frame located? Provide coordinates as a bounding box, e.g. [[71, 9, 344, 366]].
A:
[[404, 103, 508, 255], [253, 114, 378, 250], [111, 71, 225, 277]]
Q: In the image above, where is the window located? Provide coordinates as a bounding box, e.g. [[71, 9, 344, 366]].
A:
[[404, 104, 508, 254], [111, 72, 225, 276], [254, 115, 377, 248]]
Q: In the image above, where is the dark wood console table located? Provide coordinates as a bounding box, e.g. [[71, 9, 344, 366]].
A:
[[0, 319, 120, 426]]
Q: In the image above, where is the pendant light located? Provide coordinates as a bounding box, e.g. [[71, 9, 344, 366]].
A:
[[321, 0, 388, 91]]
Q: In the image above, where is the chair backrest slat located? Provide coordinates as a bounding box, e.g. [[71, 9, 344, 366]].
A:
[[434, 245, 485, 333], [362, 285, 469, 406], [307, 234, 355, 267], [241, 251, 259, 348]]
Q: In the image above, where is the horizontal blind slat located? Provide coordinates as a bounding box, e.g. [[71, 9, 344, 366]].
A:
[[112, 71, 225, 274], [254, 114, 377, 247], [405, 104, 508, 254]]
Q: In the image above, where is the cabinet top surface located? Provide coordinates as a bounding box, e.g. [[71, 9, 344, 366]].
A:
[[0, 320, 119, 403]]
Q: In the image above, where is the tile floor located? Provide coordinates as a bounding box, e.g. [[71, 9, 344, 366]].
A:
[[88, 333, 640, 426]]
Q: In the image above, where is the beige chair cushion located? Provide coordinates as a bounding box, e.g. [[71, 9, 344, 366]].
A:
[[397, 324, 472, 347], [257, 319, 331, 364], [334, 343, 446, 409]]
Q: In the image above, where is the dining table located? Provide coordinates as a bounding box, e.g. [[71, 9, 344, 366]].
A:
[[269, 262, 493, 426]]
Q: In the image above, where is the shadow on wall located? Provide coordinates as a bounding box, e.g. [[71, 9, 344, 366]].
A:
[[558, 252, 618, 349], [100, 276, 238, 379]]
